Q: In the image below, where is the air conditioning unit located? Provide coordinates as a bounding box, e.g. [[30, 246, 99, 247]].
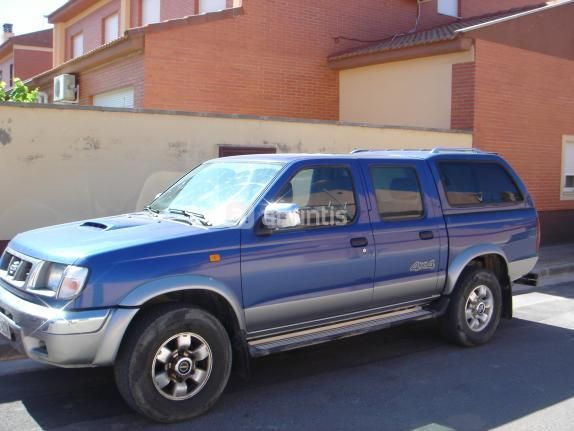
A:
[[53, 74, 76, 102]]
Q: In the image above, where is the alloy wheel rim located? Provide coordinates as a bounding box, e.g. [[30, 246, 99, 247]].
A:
[[465, 285, 494, 332], [152, 332, 213, 401]]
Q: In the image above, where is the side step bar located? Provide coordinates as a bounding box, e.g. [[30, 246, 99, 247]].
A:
[[515, 272, 539, 287], [248, 306, 434, 357]]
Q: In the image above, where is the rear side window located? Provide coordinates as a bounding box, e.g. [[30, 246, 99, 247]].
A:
[[370, 166, 424, 221], [439, 162, 523, 206]]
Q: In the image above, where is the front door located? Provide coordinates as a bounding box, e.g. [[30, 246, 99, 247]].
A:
[[360, 159, 447, 308], [241, 161, 376, 335]]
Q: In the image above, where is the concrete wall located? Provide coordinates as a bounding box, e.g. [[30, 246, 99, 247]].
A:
[[0, 104, 470, 242], [339, 50, 475, 129]]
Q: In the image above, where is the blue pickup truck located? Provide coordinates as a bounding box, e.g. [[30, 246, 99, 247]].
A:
[[0, 148, 538, 422]]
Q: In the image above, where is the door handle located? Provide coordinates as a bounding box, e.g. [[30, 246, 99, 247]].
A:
[[350, 237, 368, 248], [419, 231, 434, 240]]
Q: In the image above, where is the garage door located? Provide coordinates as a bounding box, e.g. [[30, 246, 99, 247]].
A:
[[93, 87, 135, 108]]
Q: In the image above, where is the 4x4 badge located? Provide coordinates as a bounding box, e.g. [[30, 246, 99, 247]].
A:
[[410, 260, 436, 272]]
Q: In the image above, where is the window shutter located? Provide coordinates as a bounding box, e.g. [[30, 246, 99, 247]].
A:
[[73, 34, 84, 58], [199, 0, 227, 14], [438, 0, 458, 17], [104, 14, 119, 43], [142, 0, 161, 25], [93, 87, 135, 108], [565, 141, 574, 176]]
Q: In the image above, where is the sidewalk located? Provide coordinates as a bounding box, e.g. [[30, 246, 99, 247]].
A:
[[532, 242, 574, 287]]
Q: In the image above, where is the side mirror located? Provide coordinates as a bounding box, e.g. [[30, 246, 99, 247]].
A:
[[263, 203, 301, 230]]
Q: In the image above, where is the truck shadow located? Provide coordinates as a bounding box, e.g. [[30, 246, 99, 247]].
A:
[[0, 307, 573, 430]]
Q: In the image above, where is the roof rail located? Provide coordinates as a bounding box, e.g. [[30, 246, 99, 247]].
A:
[[350, 148, 432, 154], [430, 147, 484, 154]]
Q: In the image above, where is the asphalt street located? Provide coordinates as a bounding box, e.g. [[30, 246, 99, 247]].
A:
[[1, 283, 573, 431]]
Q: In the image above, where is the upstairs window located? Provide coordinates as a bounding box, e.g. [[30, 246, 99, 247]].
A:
[[104, 13, 120, 44], [563, 137, 574, 197], [9, 64, 13, 87], [142, 0, 161, 25], [438, 0, 459, 17], [199, 0, 227, 14], [439, 161, 523, 206], [72, 33, 84, 58]]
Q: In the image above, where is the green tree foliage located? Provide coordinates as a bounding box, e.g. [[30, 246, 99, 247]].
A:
[[0, 78, 39, 103]]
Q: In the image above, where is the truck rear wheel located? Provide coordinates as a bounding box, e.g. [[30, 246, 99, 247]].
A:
[[440, 268, 502, 347], [114, 304, 232, 423]]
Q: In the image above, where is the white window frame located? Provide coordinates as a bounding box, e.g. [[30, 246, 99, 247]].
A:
[[72, 33, 84, 58], [104, 13, 120, 44], [562, 135, 574, 200], [142, 0, 161, 25], [437, 0, 459, 18], [199, 0, 227, 14]]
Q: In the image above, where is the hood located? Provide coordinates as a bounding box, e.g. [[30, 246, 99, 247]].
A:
[[9, 213, 210, 264]]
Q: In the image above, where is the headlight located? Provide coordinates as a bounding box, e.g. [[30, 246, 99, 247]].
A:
[[39, 263, 89, 300], [46, 263, 67, 291]]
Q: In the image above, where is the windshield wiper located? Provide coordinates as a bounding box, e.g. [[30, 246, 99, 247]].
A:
[[168, 208, 212, 227], [144, 205, 160, 215]]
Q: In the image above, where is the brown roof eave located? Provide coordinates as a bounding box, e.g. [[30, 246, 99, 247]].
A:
[[129, 5, 244, 36], [28, 33, 144, 88], [48, 0, 96, 23], [328, 37, 473, 70]]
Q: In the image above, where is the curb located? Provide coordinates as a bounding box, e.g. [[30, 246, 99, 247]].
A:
[[535, 263, 574, 278]]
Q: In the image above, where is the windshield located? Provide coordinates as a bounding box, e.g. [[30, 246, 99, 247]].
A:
[[150, 161, 284, 226]]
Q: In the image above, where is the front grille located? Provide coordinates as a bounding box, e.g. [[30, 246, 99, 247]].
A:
[[0, 249, 39, 289]]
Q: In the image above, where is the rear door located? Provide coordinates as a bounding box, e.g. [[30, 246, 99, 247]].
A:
[[360, 158, 447, 307]]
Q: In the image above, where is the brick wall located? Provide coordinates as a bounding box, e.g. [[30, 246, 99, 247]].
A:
[[473, 39, 574, 216], [13, 49, 52, 81], [161, 0, 197, 21], [450, 61, 475, 130], [78, 54, 144, 105], [460, 0, 546, 18], [65, 0, 121, 60], [142, 0, 455, 119]]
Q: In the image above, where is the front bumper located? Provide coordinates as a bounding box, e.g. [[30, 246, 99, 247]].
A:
[[0, 281, 138, 367]]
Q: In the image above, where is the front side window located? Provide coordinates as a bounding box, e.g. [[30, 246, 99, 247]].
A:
[[439, 161, 523, 206], [370, 166, 424, 221], [150, 161, 283, 226], [276, 166, 357, 227]]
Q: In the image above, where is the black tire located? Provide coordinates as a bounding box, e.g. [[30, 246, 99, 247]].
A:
[[439, 268, 502, 347], [114, 304, 232, 423]]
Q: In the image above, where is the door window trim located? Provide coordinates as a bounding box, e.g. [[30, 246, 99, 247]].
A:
[[367, 163, 426, 223]]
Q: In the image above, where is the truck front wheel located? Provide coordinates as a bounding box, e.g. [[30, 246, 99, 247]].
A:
[[114, 304, 232, 423], [440, 268, 502, 347]]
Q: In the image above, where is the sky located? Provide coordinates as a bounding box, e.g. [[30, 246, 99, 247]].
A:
[[0, 0, 68, 35]]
